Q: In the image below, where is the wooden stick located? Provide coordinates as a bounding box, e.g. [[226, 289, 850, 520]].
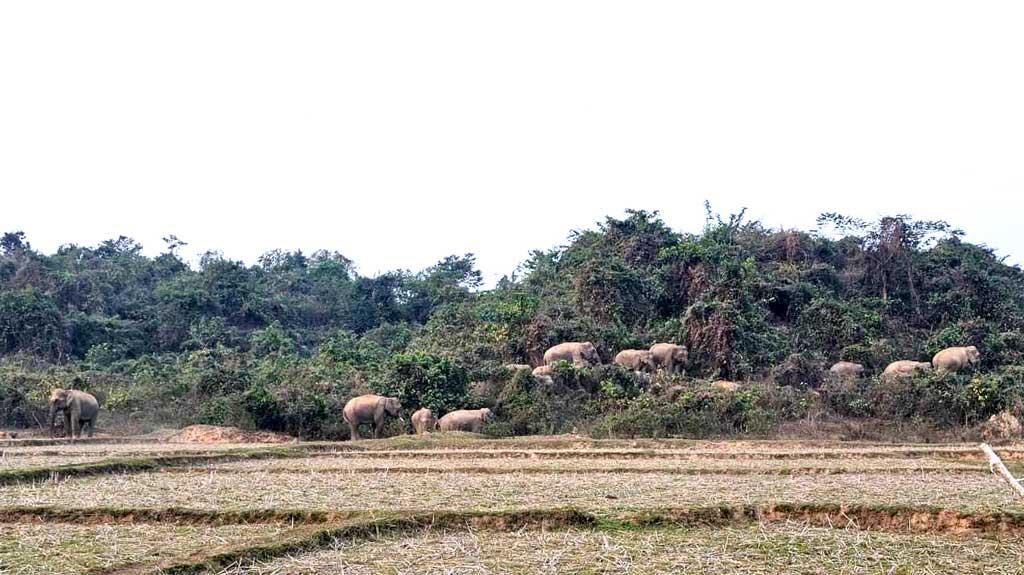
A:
[[981, 443, 1024, 500]]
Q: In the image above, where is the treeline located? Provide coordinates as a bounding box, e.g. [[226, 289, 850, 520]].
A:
[[2, 207, 1023, 438]]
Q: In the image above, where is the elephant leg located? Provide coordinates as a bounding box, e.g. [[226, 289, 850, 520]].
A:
[[70, 417, 80, 440], [85, 419, 95, 438], [349, 421, 360, 441], [63, 413, 72, 439], [373, 418, 384, 439]]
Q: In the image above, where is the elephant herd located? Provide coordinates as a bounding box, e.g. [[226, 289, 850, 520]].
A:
[[510, 341, 689, 382], [41, 344, 983, 442], [831, 345, 981, 381], [342, 393, 493, 440], [341, 343, 983, 441]]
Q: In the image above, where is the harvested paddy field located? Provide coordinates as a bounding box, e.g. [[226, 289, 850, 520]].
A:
[[1, 469, 1015, 514], [206, 454, 987, 475], [0, 442, 296, 458], [219, 523, 1024, 575], [0, 435, 1021, 574], [0, 523, 287, 575], [1, 455, 116, 469]]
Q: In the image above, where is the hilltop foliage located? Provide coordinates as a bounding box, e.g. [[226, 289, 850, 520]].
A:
[[2, 207, 1023, 438]]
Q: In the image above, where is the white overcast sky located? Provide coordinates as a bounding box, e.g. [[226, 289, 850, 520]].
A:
[[1, 2, 1022, 284]]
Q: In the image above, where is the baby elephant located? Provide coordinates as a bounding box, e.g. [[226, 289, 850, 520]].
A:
[[437, 408, 494, 433], [411, 408, 437, 435], [932, 346, 980, 373]]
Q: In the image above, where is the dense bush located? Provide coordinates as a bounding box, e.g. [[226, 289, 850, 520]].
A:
[[378, 352, 469, 414], [588, 383, 780, 439]]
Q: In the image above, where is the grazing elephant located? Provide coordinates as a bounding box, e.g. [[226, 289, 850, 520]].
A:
[[882, 360, 932, 381], [829, 361, 865, 378], [343, 394, 402, 440], [543, 342, 601, 367], [649, 343, 688, 374], [614, 350, 656, 372], [711, 380, 740, 392], [49, 389, 99, 440], [437, 408, 494, 433], [411, 408, 437, 435], [932, 346, 981, 373]]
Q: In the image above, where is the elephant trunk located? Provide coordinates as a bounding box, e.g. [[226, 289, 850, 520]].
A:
[[48, 403, 58, 438]]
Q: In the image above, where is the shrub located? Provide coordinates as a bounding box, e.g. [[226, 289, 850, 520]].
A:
[[379, 352, 469, 414], [819, 376, 874, 418], [772, 352, 826, 388], [588, 383, 768, 439]]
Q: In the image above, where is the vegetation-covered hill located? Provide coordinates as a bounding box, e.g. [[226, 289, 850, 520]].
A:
[[2, 207, 1023, 438]]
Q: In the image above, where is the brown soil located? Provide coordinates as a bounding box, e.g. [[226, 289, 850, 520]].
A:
[[167, 425, 295, 444]]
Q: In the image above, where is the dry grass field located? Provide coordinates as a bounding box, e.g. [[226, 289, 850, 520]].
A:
[[1, 434, 1023, 574]]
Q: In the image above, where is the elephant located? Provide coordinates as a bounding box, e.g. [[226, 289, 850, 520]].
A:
[[614, 349, 656, 372], [543, 342, 601, 367], [532, 365, 555, 377], [411, 408, 437, 435], [932, 346, 981, 373], [530, 365, 555, 386], [649, 343, 688, 374], [49, 389, 99, 440], [882, 360, 932, 382], [829, 361, 865, 378], [711, 380, 740, 392], [343, 394, 402, 440], [437, 408, 494, 433]]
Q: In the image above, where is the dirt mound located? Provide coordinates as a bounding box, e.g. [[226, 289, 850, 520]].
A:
[[168, 425, 294, 444], [982, 412, 1023, 442]]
